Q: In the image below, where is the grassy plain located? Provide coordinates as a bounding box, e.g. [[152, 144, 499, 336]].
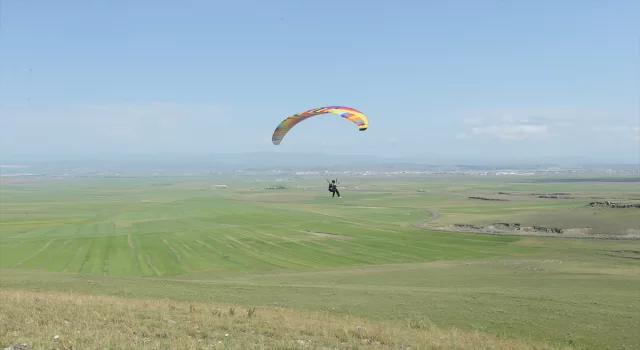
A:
[[1, 174, 639, 349]]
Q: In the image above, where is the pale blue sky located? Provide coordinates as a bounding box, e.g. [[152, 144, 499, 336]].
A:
[[1, 0, 639, 162]]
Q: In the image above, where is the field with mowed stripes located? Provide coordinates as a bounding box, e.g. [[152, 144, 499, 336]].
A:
[[0, 177, 522, 277], [1, 175, 639, 349]]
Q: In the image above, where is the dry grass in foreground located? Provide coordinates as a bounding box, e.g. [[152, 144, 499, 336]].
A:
[[0, 290, 569, 350]]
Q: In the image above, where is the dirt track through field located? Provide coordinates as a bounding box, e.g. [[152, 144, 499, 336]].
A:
[[413, 209, 440, 228]]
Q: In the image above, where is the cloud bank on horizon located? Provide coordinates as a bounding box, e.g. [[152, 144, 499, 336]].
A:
[[0, 0, 638, 163]]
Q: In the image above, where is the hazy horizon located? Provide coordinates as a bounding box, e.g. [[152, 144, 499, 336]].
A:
[[1, 150, 638, 167], [1, 1, 639, 163]]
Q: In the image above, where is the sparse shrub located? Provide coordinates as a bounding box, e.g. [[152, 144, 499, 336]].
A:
[[407, 314, 433, 329]]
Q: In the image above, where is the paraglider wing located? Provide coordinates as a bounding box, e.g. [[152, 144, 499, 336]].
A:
[[272, 106, 368, 145]]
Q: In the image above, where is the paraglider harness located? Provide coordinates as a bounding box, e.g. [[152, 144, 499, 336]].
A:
[[327, 179, 339, 194]]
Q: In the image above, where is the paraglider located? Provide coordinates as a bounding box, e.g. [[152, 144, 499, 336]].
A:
[[271, 106, 369, 145], [327, 179, 341, 198]]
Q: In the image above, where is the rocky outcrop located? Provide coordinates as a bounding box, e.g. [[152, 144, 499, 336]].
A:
[[531, 226, 563, 234], [448, 223, 563, 234], [468, 196, 508, 201], [492, 222, 521, 229], [434, 222, 638, 240], [588, 201, 640, 208], [4, 344, 29, 350], [497, 192, 574, 198], [451, 224, 483, 230]]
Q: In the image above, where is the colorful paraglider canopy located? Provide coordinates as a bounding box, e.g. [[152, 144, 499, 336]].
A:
[[272, 106, 368, 145]]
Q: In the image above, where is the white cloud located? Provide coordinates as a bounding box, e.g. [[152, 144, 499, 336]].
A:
[[554, 121, 573, 127], [453, 106, 635, 142], [591, 124, 640, 142], [470, 122, 548, 140], [500, 114, 515, 123], [453, 106, 620, 124], [590, 125, 628, 132], [462, 117, 483, 125], [458, 116, 549, 141]]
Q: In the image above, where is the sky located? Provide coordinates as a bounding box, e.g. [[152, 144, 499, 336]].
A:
[[1, 0, 639, 163]]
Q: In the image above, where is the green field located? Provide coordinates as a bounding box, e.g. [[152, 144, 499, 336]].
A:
[[1, 175, 639, 349]]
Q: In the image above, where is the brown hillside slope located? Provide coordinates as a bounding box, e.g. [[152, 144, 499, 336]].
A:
[[0, 290, 567, 350]]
